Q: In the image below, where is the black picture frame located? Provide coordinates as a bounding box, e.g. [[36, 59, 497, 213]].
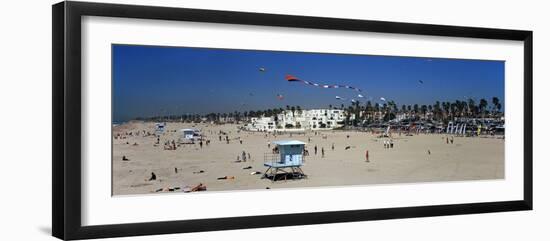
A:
[[52, 1, 533, 240]]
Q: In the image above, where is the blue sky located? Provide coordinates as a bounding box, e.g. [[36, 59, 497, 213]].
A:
[[113, 45, 504, 122]]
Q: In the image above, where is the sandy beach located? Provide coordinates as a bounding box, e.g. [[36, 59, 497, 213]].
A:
[[112, 121, 504, 195]]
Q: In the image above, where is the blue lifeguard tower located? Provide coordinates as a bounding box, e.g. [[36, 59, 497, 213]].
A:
[[263, 140, 307, 181]]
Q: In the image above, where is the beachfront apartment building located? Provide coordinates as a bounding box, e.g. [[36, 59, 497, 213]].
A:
[[247, 117, 276, 131], [245, 109, 350, 132]]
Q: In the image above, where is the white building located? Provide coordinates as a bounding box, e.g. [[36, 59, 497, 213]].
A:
[[245, 117, 276, 131], [244, 109, 350, 132]]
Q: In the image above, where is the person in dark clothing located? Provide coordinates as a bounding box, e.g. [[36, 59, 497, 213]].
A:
[[149, 172, 157, 181]]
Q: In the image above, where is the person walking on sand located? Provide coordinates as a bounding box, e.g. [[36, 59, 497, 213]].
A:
[[321, 148, 325, 158], [365, 150, 369, 162], [331, 143, 334, 151], [446, 136, 449, 144], [314, 145, 318, 155]]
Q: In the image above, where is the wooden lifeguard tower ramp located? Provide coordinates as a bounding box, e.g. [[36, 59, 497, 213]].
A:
[[263, 140, 307, 181]]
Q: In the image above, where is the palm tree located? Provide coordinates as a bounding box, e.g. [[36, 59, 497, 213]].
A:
[[479, 99, 488, 118], [344, 106, 352, 126], [366, 101, 373, 120], [353, 101, 361, 125], [442, 102, 450, 120], [389, 101, 398, 113], [433, 101, 441, 120], [421, 105, 428, 118], [492, 97, 500, 115], [467, 98, 476, 117]]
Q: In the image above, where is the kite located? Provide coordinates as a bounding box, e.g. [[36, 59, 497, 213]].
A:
[[380, 97, 386, 102], [259, 67, 266, 72], [350, 99, 357, 103], [276, 94, 284, 100], [357, 94, 364, 98], [285, 74, 362, 92], [418, 80, 424, 84], [335, 96, 345, 100]]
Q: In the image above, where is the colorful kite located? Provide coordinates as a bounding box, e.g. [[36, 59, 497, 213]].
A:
[[285, 75, 362, 92], [276, 94, 284, 100]]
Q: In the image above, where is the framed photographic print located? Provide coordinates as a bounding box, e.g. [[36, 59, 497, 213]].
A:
[[52, 1, 533, 240]]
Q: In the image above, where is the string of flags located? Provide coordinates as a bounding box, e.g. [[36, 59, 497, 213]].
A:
[[285, 74, 362, 92]]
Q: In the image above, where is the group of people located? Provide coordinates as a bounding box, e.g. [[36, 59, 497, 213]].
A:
[[164, 140, 177, 150], [237, 150, 252, 162], [383, 139, 394, 149]]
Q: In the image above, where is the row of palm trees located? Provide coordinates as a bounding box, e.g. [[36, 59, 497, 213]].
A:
[[144, 97, 502, 125], [341, 97, 502, 125]]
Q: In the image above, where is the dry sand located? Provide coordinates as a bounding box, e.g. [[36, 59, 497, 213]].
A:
[[112, 122, 504, 195]]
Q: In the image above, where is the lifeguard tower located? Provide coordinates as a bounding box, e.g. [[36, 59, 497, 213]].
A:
[[154, 122, 166, 136], [263, 140, 307, 181]]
